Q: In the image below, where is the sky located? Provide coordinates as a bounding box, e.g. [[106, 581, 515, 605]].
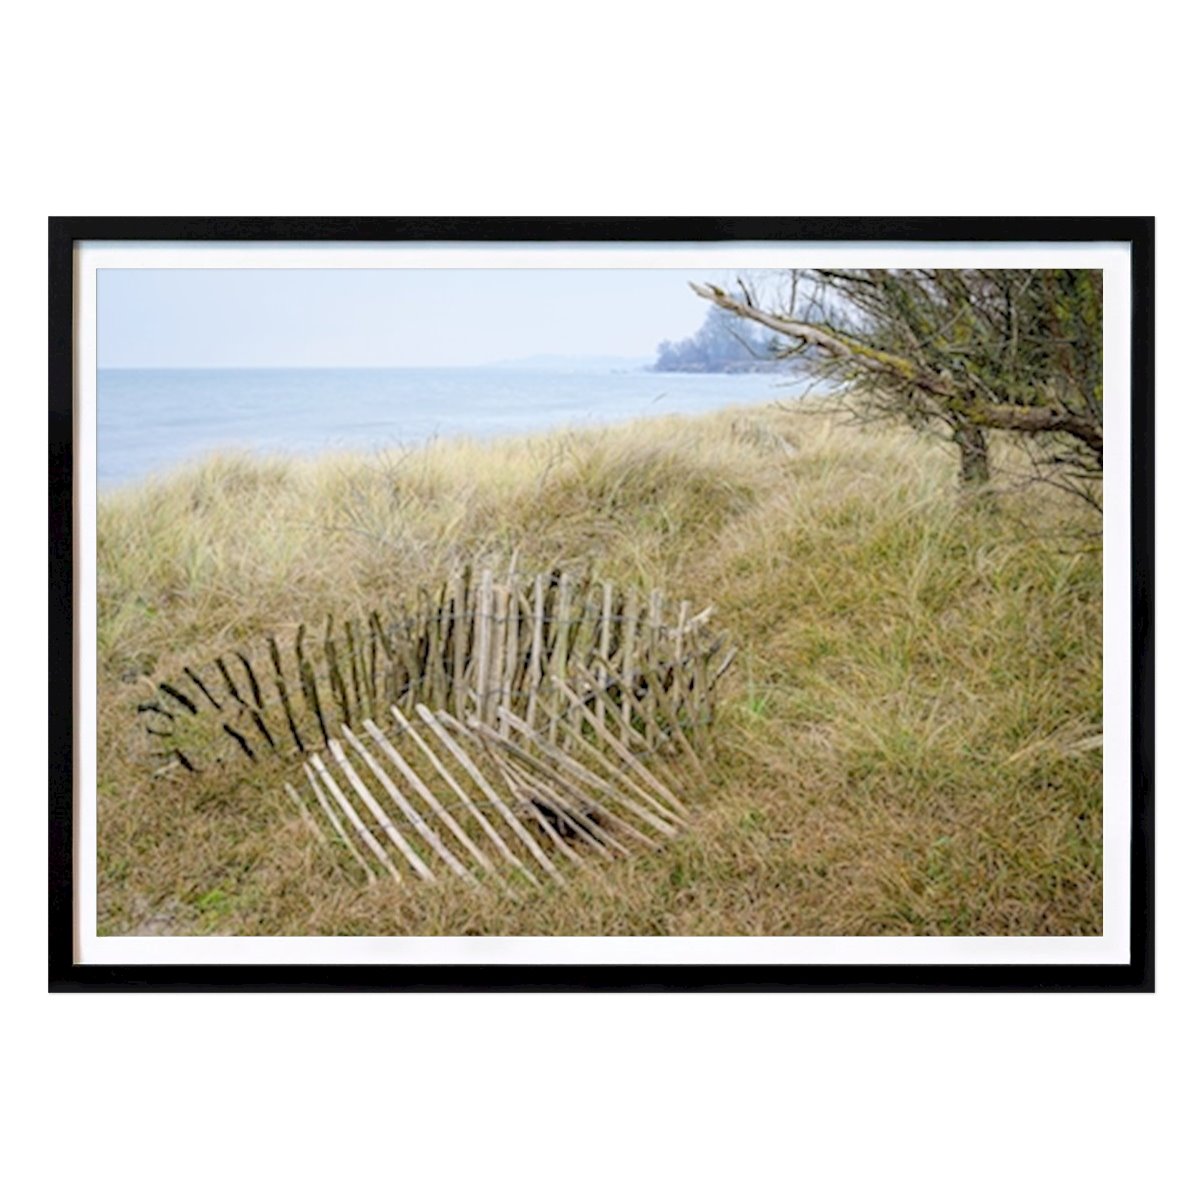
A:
[[97, 268, 723, 369]]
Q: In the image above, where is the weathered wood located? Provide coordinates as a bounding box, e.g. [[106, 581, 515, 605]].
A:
[[548, 572, 572, 743], [487, 580, 507, 727], [596, 581, 614, 730], [376, 710, 506, 885], [273, 659, 306, 754], [144, 564, 736, 892], [499, 584, 520, 737], [429, 707, 567, 886], [409, 705, 539, 889], [619, 590, 638, 746], [672, 602, 687, 712], [499, 703, 673, 843], [183, 666, 222, 710], [452, 568, 467, 721], [324, 616, 353, 728], [474, 568, 493, 721], [326, 740, 432, 881], [367, 619, 379, 716], [691, 628, 711, 740], [216, 656, 246, 707], [552, 679, 690, 819], [532, 686, 684, 829], [158, 681, 198, 715], [644, 664, 702, 770], [645, 589, 663, 748], [344, 620, 363, 718], [284, 779, 342, 859], [525, 573, 545, 730], [309, 753, 400, 881], [248, 708, 278, 752], [343, 722, 475, 885], [236, 652, 265, 711], [487, 751, 587, 867], [432, 590, 451, 710], [222, 722, 256, 760], [395, 603, 421, 713], [482, 721, 638, 857], [356, 716, 484, 884], [302, 760, 376, 883], [500, 757, 616, 859]]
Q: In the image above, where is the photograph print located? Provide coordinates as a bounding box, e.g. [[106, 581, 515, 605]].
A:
[[53, 220, 1151, 988]]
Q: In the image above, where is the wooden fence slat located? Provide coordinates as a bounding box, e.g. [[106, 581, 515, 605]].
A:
[[324, 616, 353, 729], [645, 589, 663, 748], [552, 679, 690, 819], [430, 708, 567, 886], [474, 568, 493, 722], [427, 589, 447, 711], [470, 714, 615, 823], [343, 722, 476, 885], [487, 580, 506, 728], [302, 761, 377, 883], [503, 757, 618, 859], [548, 572, 571, 744], [183, 666, 222, 711], [595, 581, 614, 731], [691, 625, 709, 735], [357, 716, 485, 883], [308, 753, 400, 880], [487, 752, 587, 866], [499, 584, 519, 737], [644, 664, 702, 770], [284, 780, 331, 846], [403, 708, 536, 889], [525, 573, 545, 730], [497, 704, 672, 844], [673, 601, 688, 713], [527, 688, 683, 831], [452, 566, 467, 721], [482, 724, 636, 857], [502, 756, 628, 857], [619, 590, 638, 746], [327, 739, 435, 881], [344, 621, 363, 718]]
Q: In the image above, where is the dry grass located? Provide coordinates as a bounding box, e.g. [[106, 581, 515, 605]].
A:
[[96, 405, 1102, 937]]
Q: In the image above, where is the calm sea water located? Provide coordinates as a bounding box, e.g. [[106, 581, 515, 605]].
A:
[[97, 367, 796, 489]]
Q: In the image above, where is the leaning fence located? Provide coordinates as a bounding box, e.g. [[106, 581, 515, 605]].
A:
[[139, 562, 736, 889]]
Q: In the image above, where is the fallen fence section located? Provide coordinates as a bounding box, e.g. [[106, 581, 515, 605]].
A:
[[288, 703, 691, 890], [138, 563, 736, 890]]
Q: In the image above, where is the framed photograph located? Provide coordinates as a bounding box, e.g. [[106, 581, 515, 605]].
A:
[[49, 217, 1153, 990]]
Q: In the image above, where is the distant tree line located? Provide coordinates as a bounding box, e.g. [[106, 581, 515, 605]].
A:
[[652, 306, 783, 373]]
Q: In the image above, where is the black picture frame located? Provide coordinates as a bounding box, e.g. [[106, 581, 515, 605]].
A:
[[49, 216, 1154, 992]]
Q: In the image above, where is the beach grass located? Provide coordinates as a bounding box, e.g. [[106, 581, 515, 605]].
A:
[[96, 404, 1103, 936]]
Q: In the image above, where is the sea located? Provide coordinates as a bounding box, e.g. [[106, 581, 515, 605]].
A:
[[96, 367, 798, 489]]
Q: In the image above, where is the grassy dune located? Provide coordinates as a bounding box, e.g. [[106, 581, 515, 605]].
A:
[[96, 406, 1103, 936]]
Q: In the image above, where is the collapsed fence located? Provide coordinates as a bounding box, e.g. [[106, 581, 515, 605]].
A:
[[139, 563, 736, 889]]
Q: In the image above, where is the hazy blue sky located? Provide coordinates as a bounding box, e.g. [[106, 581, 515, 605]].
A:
[[97, 269, 722, 368]]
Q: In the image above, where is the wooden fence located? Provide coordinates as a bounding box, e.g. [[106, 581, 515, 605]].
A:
[[139, 563, 736, 888], [285, 701, 690, 890], [140, 563, 734, 772]]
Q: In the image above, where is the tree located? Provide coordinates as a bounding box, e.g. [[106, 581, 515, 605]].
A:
[[691, 270, 1102, 503], [652, 304, 779, 373]]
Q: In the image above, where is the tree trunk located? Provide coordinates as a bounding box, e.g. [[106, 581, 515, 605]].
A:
[[953, 423, 990, 488]]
